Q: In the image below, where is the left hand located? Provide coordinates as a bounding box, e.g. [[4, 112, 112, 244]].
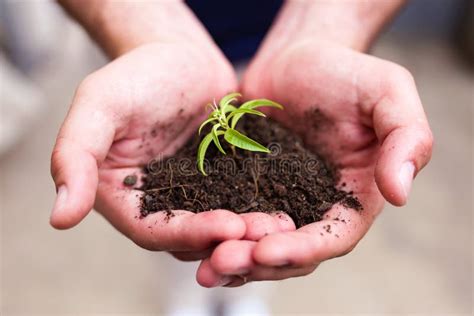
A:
[[195, 39, 433, 287]]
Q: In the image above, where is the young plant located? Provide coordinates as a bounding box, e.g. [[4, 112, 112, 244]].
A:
[[197, 92, 283, 175]]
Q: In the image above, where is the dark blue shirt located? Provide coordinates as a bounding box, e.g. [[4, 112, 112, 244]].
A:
[[186, 0, 283, 62]]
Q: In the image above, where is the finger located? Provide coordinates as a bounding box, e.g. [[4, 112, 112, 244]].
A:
[[196, 258, 236, 288], [252, 202, 380, 267], [169, 248, 213, 262], [50, 81, 115, 229], [240, 212, 296, 241], [271, 212, 297, 232], [201, 239, 317, 285], [95, 176, 246, 251], [358, 62, 433, 206], [245, 264, 318, 282], [220, 265, 317, 287], [210, 240, 256, 275]]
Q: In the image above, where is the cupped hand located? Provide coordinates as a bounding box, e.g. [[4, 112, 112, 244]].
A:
[[196, 40, 433, 286], [50, 43, 249, 253]]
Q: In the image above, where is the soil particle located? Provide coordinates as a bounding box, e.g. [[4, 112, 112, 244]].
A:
[[273, 183, 287, 196], [136, 116, 362, 228], [323, 224, 332, 233], [123, 174, 137, 186]]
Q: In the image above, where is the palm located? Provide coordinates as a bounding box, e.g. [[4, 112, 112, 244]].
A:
[[95, 44, 226, 238], [244, 42, 389, 234], [52, 43, 249, 251], [195, 41, 432, 286]]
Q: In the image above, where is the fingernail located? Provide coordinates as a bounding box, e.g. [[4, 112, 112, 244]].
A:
[[272, 258, 290, 267], [399, 162, 415, 200], [53, 185, 68, 213], [235, 268, 250, 275], [215, 276, 233, 287]]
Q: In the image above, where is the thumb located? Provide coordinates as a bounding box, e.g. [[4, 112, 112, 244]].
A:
[[50, 90, 115, 229], [369, 66, 433, 206]]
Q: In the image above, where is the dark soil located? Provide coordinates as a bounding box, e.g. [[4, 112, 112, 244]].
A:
[[136, 116, 362, 228]]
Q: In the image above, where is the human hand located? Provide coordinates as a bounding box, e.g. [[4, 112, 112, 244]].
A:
[[49, 41, 251, 254], [196, 39, 433, 286]]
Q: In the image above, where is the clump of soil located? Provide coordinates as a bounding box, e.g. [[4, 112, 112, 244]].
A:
[[136, 116, 361, 228]]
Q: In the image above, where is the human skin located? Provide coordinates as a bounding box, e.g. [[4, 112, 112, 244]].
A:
[[51, 0, 433, 287], [195, 0, 433, 287], [50, 1, 249, 253]]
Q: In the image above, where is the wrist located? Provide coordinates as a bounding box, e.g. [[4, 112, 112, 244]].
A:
[[59, 0, 218, 58], [263, 0, 406, 52]]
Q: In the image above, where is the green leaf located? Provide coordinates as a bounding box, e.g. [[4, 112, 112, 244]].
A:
[[197, 130, 225, 175], [223, 104, 237, 113], [198, 117, 217, 135], [211, 124, 226, 154], [231, 99, 284, 129], [240, 99, 284, 110], [219, 92, 241, 112], [226, 108, 266, 121], [205, 103, 215, 112], [208, 107, 221, 118], [197, 133, 214, 175], [224, 128, 270, 153]]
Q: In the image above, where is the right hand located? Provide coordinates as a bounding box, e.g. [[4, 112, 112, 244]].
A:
[[50, 42, 248, 256]]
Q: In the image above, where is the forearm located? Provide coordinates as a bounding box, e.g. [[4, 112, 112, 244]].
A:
[[261, 0, 406, 52], [58, 0, 215, 58]]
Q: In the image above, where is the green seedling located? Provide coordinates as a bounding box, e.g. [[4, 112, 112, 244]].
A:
[[197, 92, 284, 175]]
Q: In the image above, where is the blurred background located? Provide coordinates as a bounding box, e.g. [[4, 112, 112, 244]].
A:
[[1, 0, 472, 315]]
